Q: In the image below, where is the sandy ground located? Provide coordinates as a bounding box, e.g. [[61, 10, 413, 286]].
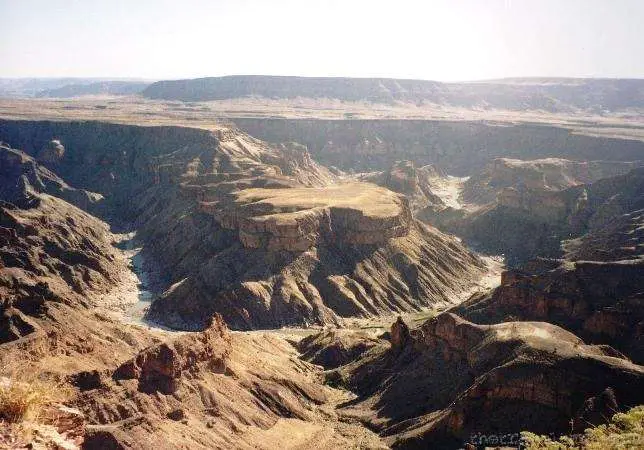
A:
[[428, 175, 469, 209], [94, 232, 142, 314], [96, 232, 176, 334]]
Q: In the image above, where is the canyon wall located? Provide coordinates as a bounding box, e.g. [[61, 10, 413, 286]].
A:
[[0, 120, 487, 331], [233, 118, 644, 174]]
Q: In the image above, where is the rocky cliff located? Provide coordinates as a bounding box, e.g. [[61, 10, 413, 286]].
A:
[[0, 151, 161, 384], [436, 166, 644, 265], [456, 258, 643, 361], [75, 316, 385, 449], [452, 166, 644, 363], [0, 120, 335, 215], [0, 182, 122, 346], [233, 118, 644, 174], [0, 143, 102, 211], [1, 113, 643, 449], [0, 120, 487, 331], [462, 157, 642, 206], [327, 313, 644, 448], [209, 182, 412, 251], [0, 129, 390, 448], [146, 219, 486, 330]]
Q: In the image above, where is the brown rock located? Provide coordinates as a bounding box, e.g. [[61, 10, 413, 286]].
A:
[[390, 316, 411, 351], [113, 315, 231, 393]]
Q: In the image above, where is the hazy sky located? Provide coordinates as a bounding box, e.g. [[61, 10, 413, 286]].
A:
[[1, 0, 643, 81]]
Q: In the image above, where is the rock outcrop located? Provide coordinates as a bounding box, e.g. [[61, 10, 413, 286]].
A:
[[453, 169, 644, 363], [0, 109, 643, 449], [0, 144, 161, 380], [147, 221, 487, 330], [440, 166, 644, 265], [113, 315, 231, 393], [462, 157, 642, 206], [0, 193, 121, 344], [37, 139, 65, 164], [333, 313, 644, 448], [209, 182, 412, 251], [0, 120, 487, 331], [0, 144, 101, 211], [356, 160, 445, 215], [390, 316, 411, 352], [76, 322, 384, 449], [454, 258, 644, 364]]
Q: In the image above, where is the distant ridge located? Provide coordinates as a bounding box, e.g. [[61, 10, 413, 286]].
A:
[[0, 77, 153, 98], [142, 75, 644, 112], [35, 81, 150, 98], [143, 75, 443, 103]]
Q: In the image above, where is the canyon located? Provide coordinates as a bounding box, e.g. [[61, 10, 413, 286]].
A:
[[0, 84, 643, 449]]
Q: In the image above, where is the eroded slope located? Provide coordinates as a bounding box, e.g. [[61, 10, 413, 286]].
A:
[[314, 314, 644, 449]]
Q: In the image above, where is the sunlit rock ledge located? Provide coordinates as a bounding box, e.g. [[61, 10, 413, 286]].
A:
[[203, 182, 413, 251]]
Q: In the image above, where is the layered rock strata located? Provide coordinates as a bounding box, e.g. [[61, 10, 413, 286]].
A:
[[329, 313, 644, 448], [355, 160, 446, 219], [208, 183, 412, 251], [0, 120, 487, 332], [76, 318, 385, 449], [462, 157, 642, 205]]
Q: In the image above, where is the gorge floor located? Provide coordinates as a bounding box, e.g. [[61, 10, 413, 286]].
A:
[[108, 221, 504, 337]]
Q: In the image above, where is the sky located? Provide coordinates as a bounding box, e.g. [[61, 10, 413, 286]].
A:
[[1, 0, 643, 81]]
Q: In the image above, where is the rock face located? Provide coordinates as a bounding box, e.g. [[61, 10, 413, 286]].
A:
[[0, 191, 121, 344], [462, 157, 642, 206], [139, 135, 486, 331], [77, 321, 384, 449], [333, 313, 644, 448], [0, 136, 386, 449], [444, 166, 644, 265], [390, 316, 411, 351], [113, 315, 231, 394], [453, 168, 644, 363], [37, 139, 65, 164], [0, 120, 487, 331], [233, 118, 644, 174], [564, 208, 644, 262], [454, 259, 644, 364], [0, 147, 160, 381], [0, 112, 642, 449], [0, 144, 101, 210], [147, 222, 486, 330], [0, 136, 387, 448], [209, 183, 412, 251]]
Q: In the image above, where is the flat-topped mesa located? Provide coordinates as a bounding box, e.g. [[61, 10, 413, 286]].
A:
[[463, 157, 642, 206], [209, 182, 413, 251]]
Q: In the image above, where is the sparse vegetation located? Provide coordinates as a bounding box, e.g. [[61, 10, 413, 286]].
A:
[[521, 405, 644, 449], [0, 377, 66, 423]]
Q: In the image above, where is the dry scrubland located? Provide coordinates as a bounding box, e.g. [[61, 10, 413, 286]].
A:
[[1, 96, 644, 141]]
